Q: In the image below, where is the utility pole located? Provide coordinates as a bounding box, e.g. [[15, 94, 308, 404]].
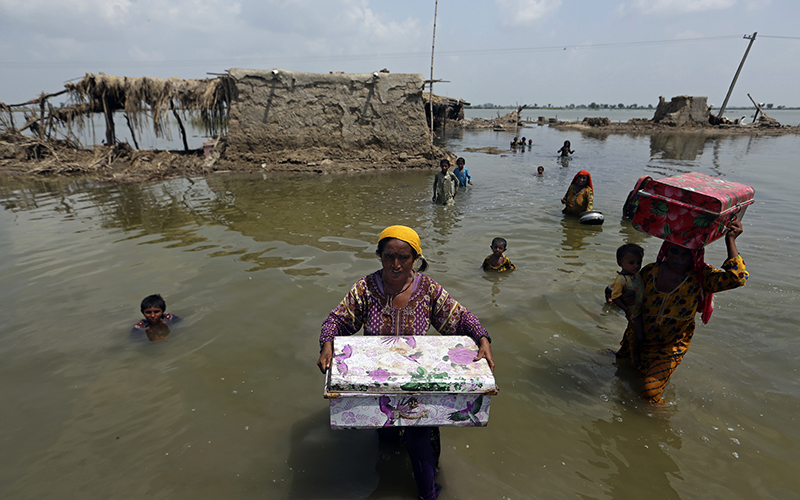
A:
[[428, 0, 438, 144], [717, 32, 757, 119]]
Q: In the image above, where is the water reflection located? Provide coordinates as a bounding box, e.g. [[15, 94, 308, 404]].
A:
[[560, 216, 597, 253], [617, 218, 649, 246], [580, 130, 613, 142], [649, 133, 708, 161], [0, 172, 441, 274], [582, 401, 683, 500], [481, 271, 511, 303], [428, 202, 463, 248], [286, 410, 381, 499], [2, 126, 799, 500]]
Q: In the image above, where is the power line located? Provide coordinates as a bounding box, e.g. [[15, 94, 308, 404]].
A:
[[0, 34, 788, 70], [438, 35, 744, 56]]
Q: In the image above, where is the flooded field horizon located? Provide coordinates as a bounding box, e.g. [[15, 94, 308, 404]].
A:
[[1, 124, 798, 499], [15, 107, 800, 152]]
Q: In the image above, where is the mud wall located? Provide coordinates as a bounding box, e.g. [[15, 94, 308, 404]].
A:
[[652, 95, 710, 126], [224, 69, 436, 167]]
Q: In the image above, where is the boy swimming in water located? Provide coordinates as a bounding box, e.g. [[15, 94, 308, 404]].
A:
[[482, 237, 516, 272], [133, 294, 180, 341]]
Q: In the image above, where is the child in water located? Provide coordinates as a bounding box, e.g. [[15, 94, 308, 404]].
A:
[[609, 244, 644, 367], [482, 237, 516, 272], [454, 157, 473, 187], [558, 140, 574, 157], [536, 166, 545, 176], [133, 294, 180, 341]]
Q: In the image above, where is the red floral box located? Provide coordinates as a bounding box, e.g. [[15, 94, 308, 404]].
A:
[[629, 172, 754, 249]]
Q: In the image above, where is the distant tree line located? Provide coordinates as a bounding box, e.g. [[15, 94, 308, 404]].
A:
[[467, 103, 656, 109], [466, 103, 792, 110]]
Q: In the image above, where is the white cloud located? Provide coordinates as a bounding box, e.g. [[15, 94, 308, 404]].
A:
[[345, 3, 420, 41], [624, 0, 736, 15], [0, 0, 132, 24], [494, 0, 562, 26]]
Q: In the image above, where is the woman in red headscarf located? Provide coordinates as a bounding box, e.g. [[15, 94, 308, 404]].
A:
[[561, 170, 593, 215], [615, 221, 748, 403]]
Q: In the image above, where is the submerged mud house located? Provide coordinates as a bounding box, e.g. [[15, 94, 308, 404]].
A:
[[224, 69, 441, 168], [0, 69, 445, 176], [652, 95, 711, 126]]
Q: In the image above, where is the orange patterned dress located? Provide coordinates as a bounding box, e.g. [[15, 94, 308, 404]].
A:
[[616, 255, 748, 402]]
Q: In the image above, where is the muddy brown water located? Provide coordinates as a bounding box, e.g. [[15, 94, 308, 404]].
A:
[[1, 124, 798, 499]]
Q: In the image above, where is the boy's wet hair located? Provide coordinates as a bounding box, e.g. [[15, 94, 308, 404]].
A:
[[616, 243, 644, 263], [440, 158, 450, 166], [491, 237, 508, 248], [456, 157, 465, 165], [141, 294, 166, 312]]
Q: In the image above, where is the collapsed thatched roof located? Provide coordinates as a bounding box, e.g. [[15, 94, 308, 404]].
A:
[[423, 92, 470, 106], [62, 73, 232, 139]]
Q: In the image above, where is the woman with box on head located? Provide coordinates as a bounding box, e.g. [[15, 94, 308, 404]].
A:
[[317, 225, 493, 500], [561, 170, 593, 215], [613, 221, 748, 404]]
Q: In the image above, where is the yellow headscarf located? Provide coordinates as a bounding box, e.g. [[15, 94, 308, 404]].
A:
[[378, 225, 424, 260]]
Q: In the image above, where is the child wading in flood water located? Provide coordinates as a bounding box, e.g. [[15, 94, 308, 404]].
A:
[[482, 237, 516, 272], [558, 140, 574, 157], [133, 294, 180, 341]]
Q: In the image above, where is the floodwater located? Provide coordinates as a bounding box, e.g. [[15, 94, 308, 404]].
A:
[[1, 121, 798, 500]]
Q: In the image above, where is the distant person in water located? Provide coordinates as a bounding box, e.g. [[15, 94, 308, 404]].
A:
[[510, 137, 518, 148], [133, 294, 180, 341], [528, 139, 533, 146], [536, 166, 545, 176], [520, 137, 527, 148], [432, 158, 458, 205], [482, 237, 516, 272], [558, 140, 574, 157], [453, 157, 473, 188]]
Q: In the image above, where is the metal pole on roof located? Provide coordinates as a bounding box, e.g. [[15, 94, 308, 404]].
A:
[[717, 32, 757, 119], [429, 0, 438, 144]]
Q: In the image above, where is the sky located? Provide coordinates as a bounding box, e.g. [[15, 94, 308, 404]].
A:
[[1, 0, 798, 108]]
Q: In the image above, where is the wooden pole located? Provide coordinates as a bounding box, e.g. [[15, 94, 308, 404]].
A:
[[101, 90, 116, 145], [45, 102, 55, 141], [747, 93, 772, 122], [717, 32, 757, 119], [125, 113, 140, 150], [39, 93, 46, 142], [428, 0, 438, 144], [5, 89, 68, 108], [171, 101, 189, 152], [1, 103, 15, 130]]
